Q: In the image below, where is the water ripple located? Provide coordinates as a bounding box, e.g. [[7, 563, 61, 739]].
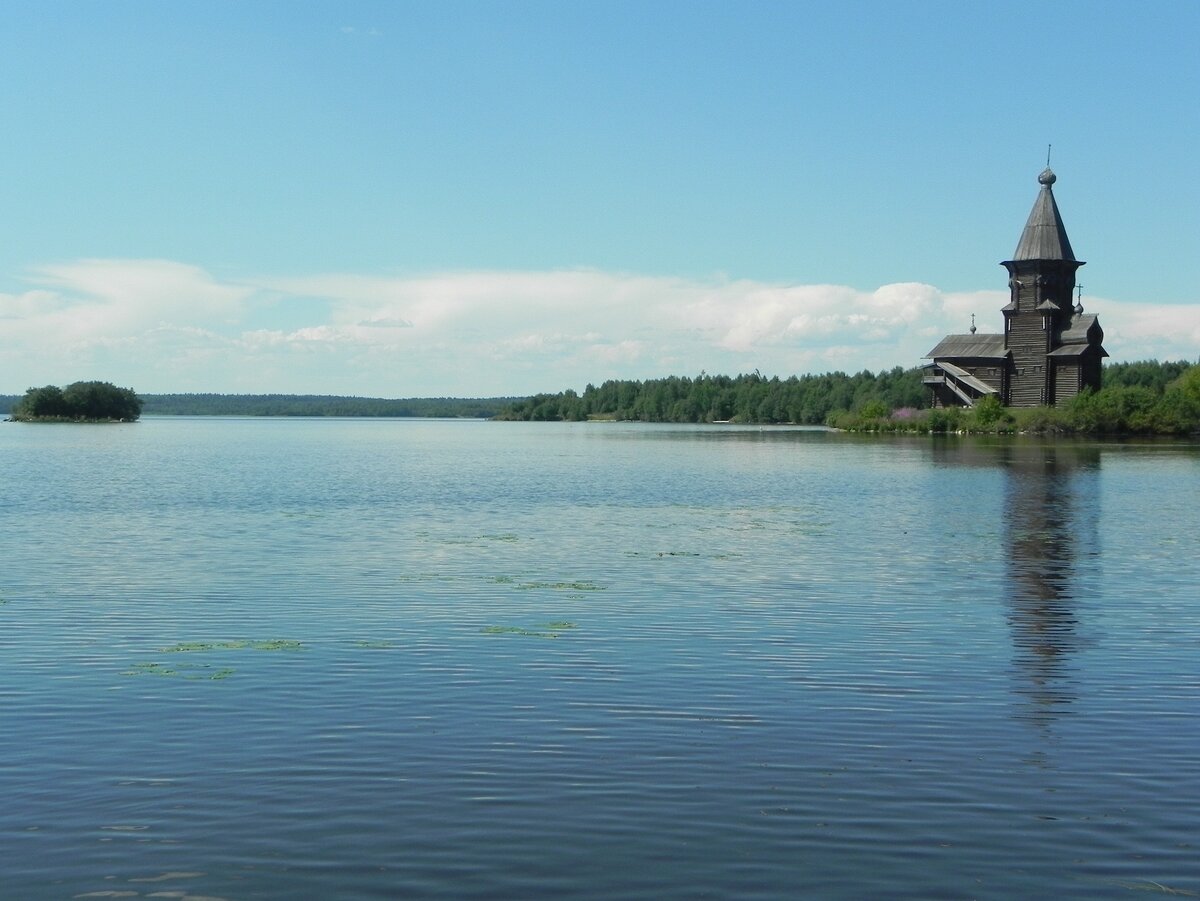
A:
[[1, 422, 1198, 899]]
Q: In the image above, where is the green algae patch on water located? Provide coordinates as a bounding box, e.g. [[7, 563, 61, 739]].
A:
[[121, 639, 303, 680], [481, 621, 578, 639], [517, 580, 603, 591], [492, 576, 604, 592], [120, 662, 237, 681], [159, 639, 304, 653]]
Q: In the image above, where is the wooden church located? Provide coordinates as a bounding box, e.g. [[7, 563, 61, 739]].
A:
[[924, 168, 1107, 408]]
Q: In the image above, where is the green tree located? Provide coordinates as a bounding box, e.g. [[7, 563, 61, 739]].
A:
[[858, 398, 890, 420], [1165, 365, 1200, 409], [1068, 386, 1157, 433], [1104, 360, 1192, 393], [969, 395, 1009, 428], [13, 385, 67, 418], [1149, 367, 1200, 434]]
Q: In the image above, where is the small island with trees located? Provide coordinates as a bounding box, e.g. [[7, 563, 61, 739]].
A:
[[9, 381, 144, 422]]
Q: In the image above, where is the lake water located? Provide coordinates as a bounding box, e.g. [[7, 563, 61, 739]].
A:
[[1, 418, 1197, 900]]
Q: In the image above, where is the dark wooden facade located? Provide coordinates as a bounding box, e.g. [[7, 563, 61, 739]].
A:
[[925, 169, 1107, 408]]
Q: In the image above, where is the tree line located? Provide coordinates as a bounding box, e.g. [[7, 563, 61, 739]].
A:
[[495, 367, 928, 423], [494, 360, 1199, 434]]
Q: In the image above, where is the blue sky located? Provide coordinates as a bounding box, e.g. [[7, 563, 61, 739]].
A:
[[2, 0, 1197, 396]]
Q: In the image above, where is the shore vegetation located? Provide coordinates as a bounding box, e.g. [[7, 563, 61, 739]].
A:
[[494, 360, 1199, 436], [832, 361, 1199, 435]]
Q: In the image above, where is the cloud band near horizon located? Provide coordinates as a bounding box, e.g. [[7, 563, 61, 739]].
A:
[[2, 259, 1197, 397]]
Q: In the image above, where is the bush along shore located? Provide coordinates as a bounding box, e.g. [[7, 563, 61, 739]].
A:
[[495, 361, 1199, 436], [833, 362, 1199, 435], [8, 381, 143, 422]]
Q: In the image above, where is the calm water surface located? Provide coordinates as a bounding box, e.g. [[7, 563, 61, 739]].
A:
[[1, 419, 1197, 900]]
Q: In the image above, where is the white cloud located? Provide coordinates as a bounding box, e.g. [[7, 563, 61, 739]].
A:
[[30, 258, 249, 318], [2, 259, 1197, 396], [1081, 298, 1200, 364], [0, 289, 63, 319]]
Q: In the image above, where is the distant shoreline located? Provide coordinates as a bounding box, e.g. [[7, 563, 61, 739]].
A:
[[4, 359, 1195, 432], [147, 394, 519, 418], [1, 393, 523, 419]]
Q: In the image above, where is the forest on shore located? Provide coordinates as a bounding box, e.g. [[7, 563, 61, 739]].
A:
[[495, 366, 925, 424], [5, 361, 1196, 434], [494, 360, 1200, 435]]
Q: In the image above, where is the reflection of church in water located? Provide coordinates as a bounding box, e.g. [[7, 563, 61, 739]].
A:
[[930, 440, 1100, 726], [925, 168, 1108, 408]]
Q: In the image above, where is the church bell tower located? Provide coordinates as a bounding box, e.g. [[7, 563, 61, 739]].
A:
[[1000, 168, 1085, 406]]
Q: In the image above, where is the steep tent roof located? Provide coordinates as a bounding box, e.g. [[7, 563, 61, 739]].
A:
[[1011, 168, 1076, 262]]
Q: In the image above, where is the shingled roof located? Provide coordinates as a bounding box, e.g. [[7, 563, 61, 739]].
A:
[[1010, 168, 1076, 262], [1058, 312, 1106, 348], [925, 333, 1007, 360]]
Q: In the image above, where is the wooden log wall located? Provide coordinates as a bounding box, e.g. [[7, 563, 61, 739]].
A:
[[1054, 364, 1081, 404], [1007, 314, 1049, 406]]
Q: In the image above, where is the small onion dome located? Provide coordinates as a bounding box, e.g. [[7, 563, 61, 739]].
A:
[[1038, 167, 1057, 186]]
